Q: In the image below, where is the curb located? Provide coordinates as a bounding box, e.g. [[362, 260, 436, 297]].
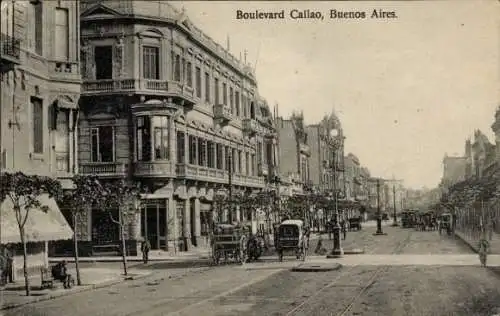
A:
[[1, 272, 152, 311], [325, 248, 365, 258], [49, 257, 210, 263], [453, 231, 479, 254], [291, 263, 342, 272]]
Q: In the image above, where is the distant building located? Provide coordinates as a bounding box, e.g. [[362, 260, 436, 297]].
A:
[[440, 154, 467, 190], [275, 112, 310, 194], [306, 112, 345, 195]]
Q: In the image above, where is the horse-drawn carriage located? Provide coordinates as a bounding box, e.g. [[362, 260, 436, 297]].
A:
[[438, 213, 453, 235], [401, 210, 417, 228], [348, 216, 362, 231], [276, 219, 308, 262], [210, 224, 246, 265]]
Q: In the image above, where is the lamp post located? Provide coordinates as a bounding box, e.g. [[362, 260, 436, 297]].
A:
[[374, 179, 386, 235], [392, 184, 399, 226], [329, 128, 344, 258]]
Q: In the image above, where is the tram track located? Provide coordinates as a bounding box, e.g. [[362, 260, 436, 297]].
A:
[[285, 229, 413, 316]]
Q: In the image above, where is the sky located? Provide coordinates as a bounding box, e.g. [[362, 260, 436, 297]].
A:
[[173, 1, 499, 189]]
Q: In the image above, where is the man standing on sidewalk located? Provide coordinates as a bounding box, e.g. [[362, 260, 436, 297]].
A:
[[141, 239, 151, 264]]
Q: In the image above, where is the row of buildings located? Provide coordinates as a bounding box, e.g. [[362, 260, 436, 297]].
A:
[[1, 1, 407, 272], [440, 107, 500, 192]]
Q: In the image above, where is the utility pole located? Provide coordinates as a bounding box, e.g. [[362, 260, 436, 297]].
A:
[[374, 179, 386, 235], [392, 184, 398, 226], [228, 151, 233, 223]]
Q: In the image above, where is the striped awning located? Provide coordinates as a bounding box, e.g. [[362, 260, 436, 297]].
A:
[[1, 194, 73, 244]]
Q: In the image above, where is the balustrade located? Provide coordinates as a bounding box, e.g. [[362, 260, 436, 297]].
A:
[[79, 162, 126, 177]]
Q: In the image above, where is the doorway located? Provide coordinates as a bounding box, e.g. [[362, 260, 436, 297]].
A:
[[140, 200, 167, 250]]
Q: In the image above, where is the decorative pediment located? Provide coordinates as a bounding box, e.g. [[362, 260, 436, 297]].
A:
[[137, 28, 164, 38], [81, 4, 124, 19]]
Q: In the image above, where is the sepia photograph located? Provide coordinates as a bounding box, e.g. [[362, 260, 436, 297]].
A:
[[0, 0, 499, 315]]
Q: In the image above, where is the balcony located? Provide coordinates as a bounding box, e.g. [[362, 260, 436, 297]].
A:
[[213, 104, 232, 125], [79, 162, 126, 178], [242, 118, 258, 136], [81, 79, 196, 105], [1, 33, 21, 71], [176, 163, 265, 188], [134, 161, 175, 178]]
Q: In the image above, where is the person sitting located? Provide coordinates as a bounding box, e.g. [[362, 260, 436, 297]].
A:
[[51, 261, 73, 289]]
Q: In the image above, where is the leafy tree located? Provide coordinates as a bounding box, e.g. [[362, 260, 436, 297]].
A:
[[59, 175, 106, 286], [102, 180, 141, 276], [0, 172, 62, 296]]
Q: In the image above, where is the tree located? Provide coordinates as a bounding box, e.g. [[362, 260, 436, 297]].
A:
[[0, 172, 62, 296], [59, 175, 106, 286], [102, 180, 141, 276]]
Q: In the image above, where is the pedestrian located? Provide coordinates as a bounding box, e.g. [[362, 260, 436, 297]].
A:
[[340, 218, 347, 240], [51, 260, 73, 289], [2, 245, 14, 284], [327, 220, 333, 240], [478, 237, 489, 267], [141, 239, 151, 264]]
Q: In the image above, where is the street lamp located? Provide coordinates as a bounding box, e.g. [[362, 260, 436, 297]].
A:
[[392, 184, 399, 227], [329, 128, 344, 258], [374, 179, 387, 235]]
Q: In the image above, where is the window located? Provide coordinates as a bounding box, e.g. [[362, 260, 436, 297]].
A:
[[246, 152, 250, 175], [54, 8, 69, 60], [232, 149, 237, 173], [207, 141, 214, 168], [27, 2, 43, 54], [229, 87, 234, 114], [152, 116, 169, 160], [216, 144, 223, 170], [1, 2, 13, 37], [198, 138, 206, 166], [31, 97, 43, 154], [238, 150, 242, 174], [94, 46, 113, 80], [257, 142, 262, 162], [242, 95, 248, 118], [136, 116, 151, 161], [223, 83, 227, 105], [214, 78, 219, 105], [174, 54, 181, 81], [186, 62, 193, 87], [177, 131, 185, 163], [189, 135, 197, 164], [195, 67, 201, 98], [235, 91, 240, 116], [225, 147, 231, 172], [91, 126, 114, 162], [143, 46, 159, 80], [204, 72, 210, 103], [251, 154, 256, 176]]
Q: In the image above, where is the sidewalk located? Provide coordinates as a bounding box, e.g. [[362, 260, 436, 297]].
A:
[[0, 267, 151, 310], [50, 247, 211, 264], [454, 230, 500, 254]]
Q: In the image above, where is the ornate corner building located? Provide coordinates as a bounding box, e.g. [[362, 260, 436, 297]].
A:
[[72, 1, 278, 255]]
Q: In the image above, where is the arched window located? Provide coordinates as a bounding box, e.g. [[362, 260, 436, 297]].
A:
[[250, 101, 256, 119]]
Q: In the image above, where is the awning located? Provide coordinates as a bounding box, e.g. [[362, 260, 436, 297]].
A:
[[1, 194, 73, 244], [55, 97, 78, 109]]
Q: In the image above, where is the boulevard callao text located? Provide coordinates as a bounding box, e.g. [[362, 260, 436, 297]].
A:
[[236, 9, 398, 21]]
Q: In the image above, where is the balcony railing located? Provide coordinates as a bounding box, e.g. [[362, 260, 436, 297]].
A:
[[134, 161, 175, 177], [1, 33, 21, 65], [79, 162, 126, 177], [242, 118, 258, 135], [176, 163, 265, 188], [82, 79, 196, 103]]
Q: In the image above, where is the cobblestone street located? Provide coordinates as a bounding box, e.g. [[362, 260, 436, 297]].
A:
[[4, 225, 500, 316]]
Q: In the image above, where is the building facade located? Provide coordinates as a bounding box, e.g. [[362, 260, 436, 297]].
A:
[[306, 112, 345, 195], [73, 1, 277, 256], [1, 0, 79, 277], [275, 112, 310, 193]]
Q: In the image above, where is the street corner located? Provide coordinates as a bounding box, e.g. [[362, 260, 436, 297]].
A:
[[325, 248, 365, 258], [291, 262, 342, 272]]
